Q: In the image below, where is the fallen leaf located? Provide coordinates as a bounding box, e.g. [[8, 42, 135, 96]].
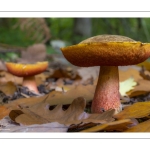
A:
[[80, 119, 134, 132], [0, 71, 22, 84], [125, 119, 150, 132], [0, 81, 17, 95], [0, 84, 95, 119], [127, 79, 150, 97], [0, 105, 11, 120], [119, 68, 142, 82], [0, 116, 68, 132], [114, 101, 150, 120], [119, 77, 137, 96], [9, 97, 115, 126]]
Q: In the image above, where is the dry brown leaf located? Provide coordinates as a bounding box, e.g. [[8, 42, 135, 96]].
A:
[[0, 116, 68, 132], [114, 101, 150, 120], [81, 119, 134, 132], [0, 95, 51, 120], [82, 109, 115, 124], [0, 84, 95, 119], [127, 79, 150, 97], [9, 97, 115, 126], [48, 84, 94, 104], [0, 105, 11, 120], [125, 119, 150, 132], [0, 81, 17, 95], [0, 71, 22, 85], [119, 68, 142, 82]]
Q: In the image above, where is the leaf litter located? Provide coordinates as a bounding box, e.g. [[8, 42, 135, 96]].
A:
[[2, 45, 150, 132], [9, 97, 115, 126]]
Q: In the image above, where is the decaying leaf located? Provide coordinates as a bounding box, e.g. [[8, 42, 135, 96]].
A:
[[114, 101, 150, 120], [119, 77, 137, 96], [9, 97, 115, 126]]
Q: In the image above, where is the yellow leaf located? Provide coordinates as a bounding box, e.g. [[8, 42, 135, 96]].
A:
[[114, 101, 150, 119], [119, 77, 137, 96], [125, 119, 150, 132], [81, 119, 134, 132]]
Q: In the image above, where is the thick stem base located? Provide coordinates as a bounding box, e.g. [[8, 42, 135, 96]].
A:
[[91, 66, 121, 114]]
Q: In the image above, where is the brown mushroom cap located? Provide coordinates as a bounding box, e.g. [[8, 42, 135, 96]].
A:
[[60, 35, 150, 67], [5, 61, 48, 77]]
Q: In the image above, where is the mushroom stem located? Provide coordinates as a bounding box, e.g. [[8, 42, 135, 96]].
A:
[[91, 66, 121, 114], [22, 76, 39, 94]]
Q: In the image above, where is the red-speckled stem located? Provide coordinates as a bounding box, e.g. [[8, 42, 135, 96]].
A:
[[91, 66, 121, 114], [22, 76, 39, 94]]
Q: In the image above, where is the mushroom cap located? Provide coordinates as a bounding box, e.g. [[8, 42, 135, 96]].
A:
[[5, 61, 48, 77], [60, 35, 150, 67]]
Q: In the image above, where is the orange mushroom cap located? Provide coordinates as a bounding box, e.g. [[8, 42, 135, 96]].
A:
[[60, 35, 150, 67], [5, 61, 48, 77]]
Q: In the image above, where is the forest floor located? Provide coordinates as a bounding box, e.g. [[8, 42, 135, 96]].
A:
[[0, 44, 150, 132]]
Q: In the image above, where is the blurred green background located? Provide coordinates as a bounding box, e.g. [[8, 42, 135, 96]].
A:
[[1, 18, 150, 61], [1, 18, 150, 46]]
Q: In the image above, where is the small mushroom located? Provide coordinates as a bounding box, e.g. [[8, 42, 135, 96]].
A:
[[5, 61, 48, 94], [60, 35, 150, 114]]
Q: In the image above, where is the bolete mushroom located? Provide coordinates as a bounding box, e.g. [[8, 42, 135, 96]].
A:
[[5, 61, 48, 94], [60, 35, 150, 114]]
